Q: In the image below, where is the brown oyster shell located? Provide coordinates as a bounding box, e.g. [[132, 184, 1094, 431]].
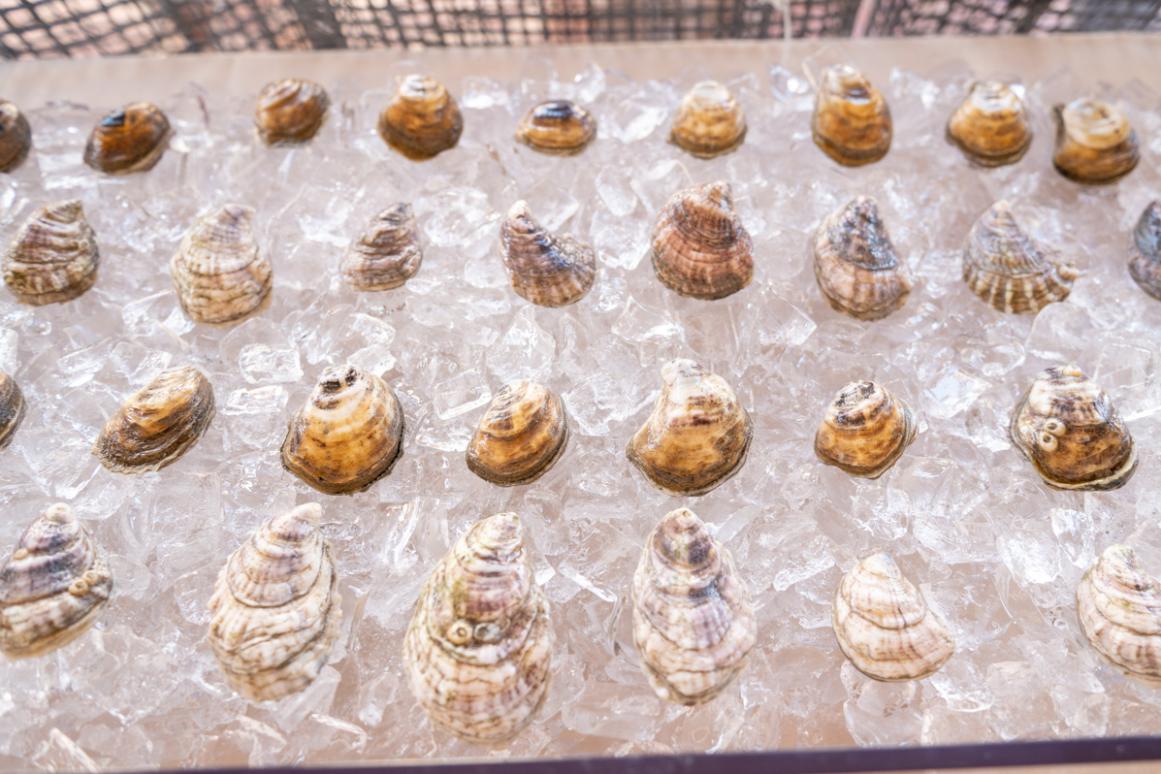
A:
[[378, 75, 463, 161], [3, 200, 100, 306], [1129, 200, 1161, 301], [668, 81, 746, 159], [83, 102, 170, 174], [650, 181, 753, 300], [466, 380, 568, 486], [1077, 544, 1161, 680], [946, 81, 1032, 167], [1053, 98, 1139, 184], [515, 100, 596, 155], [811, 65, 892, 166], [815, 380, 916, 479], [0, 371, 24, 451], [171, 204, 273, 325], [500, 200, 596, 307], [255, 78, 329, 145], [0, 100, 31, 173], [340, 203, 423, 291], [812, 196, 911, 321]]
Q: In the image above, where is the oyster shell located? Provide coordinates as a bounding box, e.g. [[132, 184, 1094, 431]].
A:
[[255, 78, 329, 145], [1077, 544, 1161, 679], [0, 504, 113, 659], [627, 359, 751, 496], [208, 503, 342, 702], [515, 100, 596, 155], [946, 80, 1032, 167], [0, 99, 31, 172], [3, 200, 100, 306], [811, 65, 892, 166], [500, 201, 596, 307], [812, 196, 910, 321], [633, 507, 755, 705], [340, 203, 423, 291], [815, 380, 915, 479], [83, 102, 170, 174], [404, 512, 553, 742], [669, 81, 746, 159], [833, 553, 954, 682], [93, 366, 215, 474], [378, 74, 463, 161], [466, 380, 568, 486], [171, 204, 273, 325], [0, 371, 24, 451], [1053, 98, 1139, 183], [1129, 200, 1161, 301], [281, 365, 404, 494], [650, 181, 753, 300], [1010, 365, 1137, 492]]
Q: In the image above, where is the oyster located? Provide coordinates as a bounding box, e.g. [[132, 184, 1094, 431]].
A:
[[633, 507, 755, 705], [378, 74, 463, 161], [668, 81, 746, 159], [3, 200, 100, 306], [515, 100, 596, 155], [500, 201, 596, 307], [83, 102, 170, 174], [1077, 544, 1161, 679], [93, 366, 215, 474], [404, 512, 553, 742], [833, 553, 954, 682], [1053, 98, 1139, 183], [171, 204, 273, 325], [466, 380, 568, 486], [208, 503, 341, 702], [627, 359, 751, 496], [946, 81, 1032, 167], [0, 99, 31, 172], [812, 196, 910, 320], [255, 78, 329, 145], [0, 504, 113, 659], [815, 380, 915, 479], [1010, 365, 1137, 492], [1129, 200, 1161, 301], [0, 371, 24, 451], [650, 181, 753, 300], [281, 365, 404, 494], [811, 65, 892, 166], [340, 203, 423, 291]]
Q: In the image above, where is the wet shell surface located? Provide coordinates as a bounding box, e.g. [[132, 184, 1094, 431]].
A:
[[281, 365, 404, 495], [340, 203, 423, 292], [404, 512, 553, 743], [833, 553, 954, 682], [3, 200, 99, 306], [208, 503, 341, 702], [466, 380, 568, 486], [378, 74, 463, 160], [93, 366, 215, 474], [946, 80, 1032, 167], [650, 181, 753, 300], [0, 371, 24, 451], [812, 196, 911, 321], [1053, 98, 1139, 183], [1010, 365, 1137, 492], [627, 359, 751, 496], [0, 504, 113, 659], [811, 65, 892, 166], [500, 201, 596, 307], [171, 204, 273, 325], [1129, 200, 1161, 301], [1077, 544, 1161, 679], [255, 78, 329, 145], [515, 100, 596, 155], [0, 99, 32, 172], [632, 507, 755, 705], [83, 102, 170, 174], [669, 81, 746, 159], [815, 381, 916, 479]]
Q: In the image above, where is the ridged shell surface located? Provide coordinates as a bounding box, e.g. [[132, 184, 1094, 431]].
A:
[[815, 381, 915, 478], [0, 100, 31, 172], [340, 204, 423, 291], [1053, 98, 1139, 183], [515, 100, 596, 155], [1077, 545, 1161, 679], [3, 200, 99, 306], [466, 381, 568, 486], [946, 81, 1032, 167], [669, 81, 746, 159], [500, 201, 596, 307], [812, 196, 910, 320], [650, 181, 753, 300], [255, 78, 329, 145], [83, 102, 170, 174], [811, 65, 892, 166], [171, 204, 273, 325], [1129, 200, 1161, 301], [0, 371, 24, 451], [378, 75, 463, 160]]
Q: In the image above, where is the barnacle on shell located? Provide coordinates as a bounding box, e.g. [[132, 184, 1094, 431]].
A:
[[668, 81, 746, 159], [500, 201, 596, 307], [378, 75, 463, 161], [812, 196, 911, 321], [3, 200, 99, 306], [650, 181, 753, 300], [811, 65, 891, 166], [1129, 200, 1161, 301], [516, 100, 596, 155], [946, 81, 1032, 167], [0, 99, 32, 172], [1053, 98, 1139, 184], [1077, 544, 1161, 679], [83, 102, 170, 174], [340, 203, 423, 292], [466, 380, 568, 486], [815, 380, 915, 479], [255, 78, 329, 145]]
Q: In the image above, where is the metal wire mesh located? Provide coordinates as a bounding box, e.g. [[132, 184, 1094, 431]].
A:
[[865, 0, 1161, 35]]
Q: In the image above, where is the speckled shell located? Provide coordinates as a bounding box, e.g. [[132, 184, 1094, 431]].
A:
[[3, 200, 99, 306], [632, 507, 755, 705], [466, 381, 568, 486], [813, 196, 910, 321], [1129, 200, 1161, 301], [208, 503, 341, 702], [0, 371, 24, 451], [83, 102, 170, 174], [93, 366, 215, 474], [650, 181, 753, 300], [833, 553, 954, 682], [516, 100, 596, 155], [627, 359, 751, 496], [811, 65, 891, 166], [255, 78, 329, 145], [340, 204, 423, 292], [1010, 365, 1137, 492], [815, 381, 915, 479], [171, 204, 273, 325], [378, 75, 463, 161], [500, 201, 596, 308], [669, 81, 746, 159], [0, 504, 113, 659], [403, 512, 553, 743], [0, 100, 31, 172], [1053, 98, 1139, 184], [1077, 545, 1161, 679], [946, 81, 1031, 167], [281, 365, 404, 495]]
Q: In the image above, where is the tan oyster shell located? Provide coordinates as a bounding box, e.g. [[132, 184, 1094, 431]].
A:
[[378, 75, 463, 161], [466, 380, 568, 486], [0, 504, 113, 659], [255, 78, 329, 145], [669, 81, 746, 159], [0, 371, 24, 451], [0, 99, 31, 173], [1129, 200, 1161, 301], [404, 512, 553, 742], [171, 204, 273, 325], [813, 196, 910, 321], [811, 65, 891, 166], [833, 553, 954, 681], [208, 503, 341, 701], [815, 381, 915, 479], [1053, 98, 1139, 183], [501, 201, 596, 307], [340, 203, 423, 291], [650, 181, 753, 300], [516, 100, 596, 155], [3, 200, 100, 306], [946, 81, 1032, 167], [1010, 365, 1137, 492], [1077, 544, 1161, 679], [83, 102, 170, 174]]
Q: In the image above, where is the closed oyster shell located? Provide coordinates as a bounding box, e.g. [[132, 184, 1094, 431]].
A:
[[255, 78, 329, 145], [1129, 200, 1161, 301], [1077, 545, 1161, 679], [1053, 98, 1139, 183], [281, 365, 404, 494], [633, 507, 755, 705], [3, 200, 100, 306], [501, 201, 596, 307], [815, 380, 915, 479], [650, 181, 753, 300], [378, 75, 463, 161], [83, 102, 170, 174], [0, 504, 113, 659], [340, 203, 423, 291], [627, 359, 751, 496], [946, 81, 1031, 167], [404, 512, 553, 743], [466, 380, 567, 486], [1010, 365, 1137, 491], [0, 371, 24, 451], [669, 81, 746, 159], [0, 99, 32, 172], [208, 503, 342, 701], [811, 65, 892, 166], [171, 204, 273, 325], [516, 100, 596, 155], [813, 196, 910, 320], [833, 553, 954, 681]]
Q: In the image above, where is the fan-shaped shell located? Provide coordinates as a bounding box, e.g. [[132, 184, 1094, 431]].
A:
[[0, 371, 24, 451], [3, 200, 100, 306], [340, 204, 423, 291], [466, 381, 567, 486], [946, 81, 1031, 167], [1010, 365, 1137, 491], [1129, 200, 1161, 301], [669, 81, 746, 159], [813, 196, 910, 320], [83, 102, 170, 174], [0, 99, 31, 173], [208, 503, 341, 701], [404, 512, 553, 742], [811, 65, 891, 166], [171, 204, 273, 325], [281, 365, 404, 495], [255, 78, 329, 145], [378, 75, 463, 161], [516, 100, 596, 155], [815, 381, 915, 478], [650, 181, 753, 300], [500, 201, 596, 307], [1077, 544, 1161, 679], [833, 553, 954, 681], [1053, 98, 1139, 184], [0, 504, 113, 659]]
